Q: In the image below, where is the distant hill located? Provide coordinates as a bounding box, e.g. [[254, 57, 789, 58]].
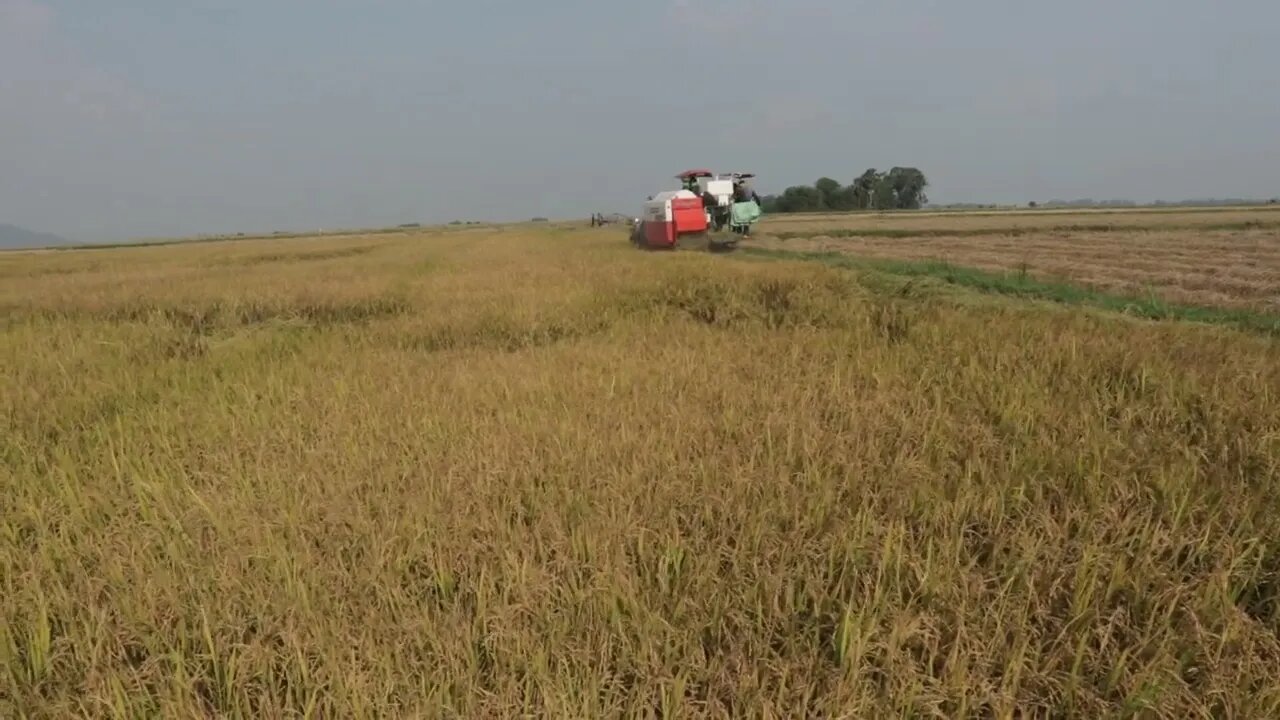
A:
[[0, 224, 69, 249]]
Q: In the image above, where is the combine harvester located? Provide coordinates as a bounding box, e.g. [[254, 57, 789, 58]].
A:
[[629, 170, 763, 251]]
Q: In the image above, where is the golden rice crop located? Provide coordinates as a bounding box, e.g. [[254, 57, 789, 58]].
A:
[[3, 222, 1279, 718]]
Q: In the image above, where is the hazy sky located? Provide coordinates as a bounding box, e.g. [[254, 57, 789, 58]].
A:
[[3, 0, 1279, 240]]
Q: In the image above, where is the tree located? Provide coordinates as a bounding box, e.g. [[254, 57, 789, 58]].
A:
[[814, 177, 842, 209], [852, 169, 880, 210], [872, 176, 897, 210], [885, 167, 929, 210], [826, 185, 858, 211], [775, 185, 822, 212], [760, 167, 931, 213]]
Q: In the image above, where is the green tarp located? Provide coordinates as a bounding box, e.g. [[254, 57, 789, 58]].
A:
[[731, 200, 762, 228]]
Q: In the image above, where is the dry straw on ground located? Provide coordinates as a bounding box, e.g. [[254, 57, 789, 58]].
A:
[[3, 217, 1280, 717]]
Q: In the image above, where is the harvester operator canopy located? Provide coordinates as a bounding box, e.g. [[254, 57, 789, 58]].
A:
[[678, 169, 713, 193]]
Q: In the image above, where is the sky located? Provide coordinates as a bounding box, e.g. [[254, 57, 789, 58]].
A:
[[2, 0, 1279, 241]]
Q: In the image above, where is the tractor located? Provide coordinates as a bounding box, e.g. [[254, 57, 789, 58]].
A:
[[629, 170, 763, 251]]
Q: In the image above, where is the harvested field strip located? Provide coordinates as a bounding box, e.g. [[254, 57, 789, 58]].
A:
[[746, 247, 1280, 336], [762, 207, 1280, 233], [779, 242, 1280, 272], [799, 247, 1280, 291], [749, 229, 1280, 311], [769, 220, 1280, 240], [860, 232, 1280, 257], [769, 206, 1280, 222]]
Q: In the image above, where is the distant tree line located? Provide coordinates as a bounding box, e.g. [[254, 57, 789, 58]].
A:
[[761, 168, 929, 213]]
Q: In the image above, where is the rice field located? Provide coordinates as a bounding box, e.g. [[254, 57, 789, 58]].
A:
[[3, 215, 1280, 717]]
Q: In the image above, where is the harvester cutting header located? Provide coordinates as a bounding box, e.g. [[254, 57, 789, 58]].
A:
[[630, 170, 763, 251]]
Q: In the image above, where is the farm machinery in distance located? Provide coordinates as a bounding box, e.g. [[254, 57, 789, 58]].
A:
[[629, 170, 763, 251]]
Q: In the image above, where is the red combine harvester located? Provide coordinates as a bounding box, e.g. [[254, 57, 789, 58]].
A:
[[629, 169, 761, 251]]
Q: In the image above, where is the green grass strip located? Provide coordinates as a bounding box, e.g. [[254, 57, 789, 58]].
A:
[[746, 247, 1280, 336]]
